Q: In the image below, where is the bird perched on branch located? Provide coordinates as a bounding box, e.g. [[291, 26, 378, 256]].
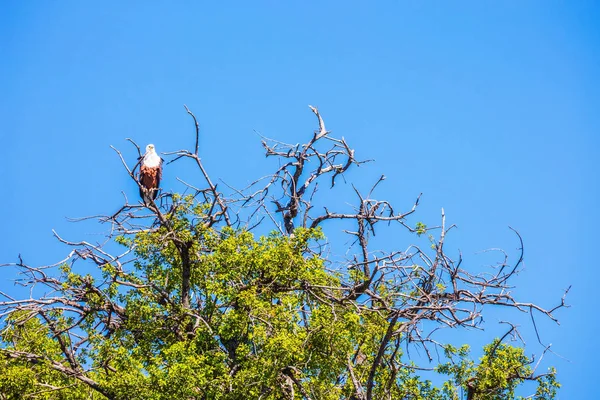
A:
[[138, 144, 163, 204]]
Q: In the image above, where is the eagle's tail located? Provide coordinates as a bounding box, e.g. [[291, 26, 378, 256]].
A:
[[140, 188, 159, 206]]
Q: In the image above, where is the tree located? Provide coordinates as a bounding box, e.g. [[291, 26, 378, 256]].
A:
[[0, 106, 567, 399]]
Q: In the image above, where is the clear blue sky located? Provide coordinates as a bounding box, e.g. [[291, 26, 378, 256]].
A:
[[1, 1, 598, 397]]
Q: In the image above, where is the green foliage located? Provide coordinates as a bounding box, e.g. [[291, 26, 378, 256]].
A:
[[0, 312, 101, 399], [437, 340, 560, 400], [0, 199, 559, 399], [415, 222, 427, 236]]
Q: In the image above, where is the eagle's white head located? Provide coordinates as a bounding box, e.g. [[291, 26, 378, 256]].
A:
[[143, 144, 161, 167]]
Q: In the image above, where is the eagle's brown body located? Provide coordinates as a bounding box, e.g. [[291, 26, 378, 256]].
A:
[[139, 144, 162, 203]]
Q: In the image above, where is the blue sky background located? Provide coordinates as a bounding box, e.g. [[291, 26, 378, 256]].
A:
[[1, 1, 598, 397]]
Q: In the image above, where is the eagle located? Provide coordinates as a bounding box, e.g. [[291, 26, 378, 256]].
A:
[[138, 144, 163, 204]]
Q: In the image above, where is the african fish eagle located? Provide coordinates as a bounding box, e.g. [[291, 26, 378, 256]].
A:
[[139, 144, 163, 204]]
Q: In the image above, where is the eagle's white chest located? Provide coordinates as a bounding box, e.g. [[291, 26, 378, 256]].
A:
[[143, 152, 161, 168]]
